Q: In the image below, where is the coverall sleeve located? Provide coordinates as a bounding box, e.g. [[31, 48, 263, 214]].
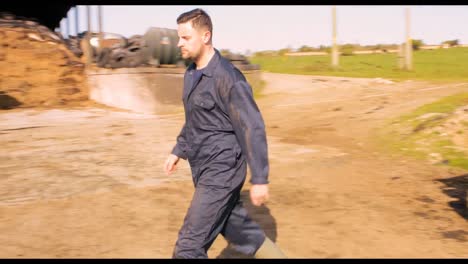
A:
[[225, 80, 269, 185], [171, 123, 189, 160]]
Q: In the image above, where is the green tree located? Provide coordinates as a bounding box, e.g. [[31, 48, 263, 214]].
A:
[[319, 45, 329, 51], [411, 39, 424, 50], [373, 44, 383, 50], [278, 48, 291, 56], [298, 45, 314, 52], [341, 44, 355, 56], [442, 39, 459, 47]]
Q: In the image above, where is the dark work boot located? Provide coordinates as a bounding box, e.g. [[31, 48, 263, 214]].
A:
[[254, 237, 287, 258]]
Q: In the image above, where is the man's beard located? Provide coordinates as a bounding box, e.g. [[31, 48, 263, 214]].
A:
[[182, 48, 201, 63]]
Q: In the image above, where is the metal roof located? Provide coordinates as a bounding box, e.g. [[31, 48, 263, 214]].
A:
[[2, 3, 75, 29]]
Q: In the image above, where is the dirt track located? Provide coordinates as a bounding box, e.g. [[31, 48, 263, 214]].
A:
[[0, 73, 467, 258]]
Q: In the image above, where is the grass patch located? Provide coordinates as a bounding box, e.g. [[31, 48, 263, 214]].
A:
[[250, 47, 468, 82], [397, 93, 468, 130], [375, 92, 468, 170]]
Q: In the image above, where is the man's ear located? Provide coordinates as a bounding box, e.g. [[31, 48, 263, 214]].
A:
[[202, 31, 211, 44]]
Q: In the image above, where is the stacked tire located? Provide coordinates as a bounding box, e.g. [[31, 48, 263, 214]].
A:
[[96, 34, 149, 68], [64, 36, 83, 57]]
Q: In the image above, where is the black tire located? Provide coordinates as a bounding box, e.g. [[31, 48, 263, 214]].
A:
[[97, 47, 111, 67], [125, 37, 148, 67]]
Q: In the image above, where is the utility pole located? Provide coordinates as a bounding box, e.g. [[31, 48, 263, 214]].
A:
[[405, 7, 413, 70], [75, 6, 79, 36], [331, 6, 339, 68], [64, 17, 69, 39], [98, 6, 103, 54], [86, 5, 92, 65], [59, 19, 64, 38]]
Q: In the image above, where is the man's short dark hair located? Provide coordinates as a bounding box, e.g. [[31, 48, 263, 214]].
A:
[[177, 8, 213, 36]]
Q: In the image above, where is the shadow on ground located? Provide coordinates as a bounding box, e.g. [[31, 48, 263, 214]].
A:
[[437, 174, 467, 220], [216, 190, 278, 259], [0, 92, 21, 109]]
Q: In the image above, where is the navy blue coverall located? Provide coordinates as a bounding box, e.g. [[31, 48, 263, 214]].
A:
[[171, 49, 269, 258]]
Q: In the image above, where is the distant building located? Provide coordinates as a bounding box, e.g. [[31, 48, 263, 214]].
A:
[[419, 45, 440, 50]]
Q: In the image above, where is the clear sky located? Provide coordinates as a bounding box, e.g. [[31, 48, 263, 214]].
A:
[[60, 5, 468, 54]]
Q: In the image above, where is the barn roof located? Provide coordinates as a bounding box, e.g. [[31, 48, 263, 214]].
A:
[[2, 3, 75, 29]]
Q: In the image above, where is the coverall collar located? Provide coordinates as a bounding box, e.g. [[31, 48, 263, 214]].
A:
[[188, 48, 221, 78]]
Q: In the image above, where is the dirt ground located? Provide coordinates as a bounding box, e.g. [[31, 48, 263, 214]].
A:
[[0, 73, 467, 258]]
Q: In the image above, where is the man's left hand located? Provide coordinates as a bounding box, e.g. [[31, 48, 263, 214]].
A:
[[250, 184, 269, 206]]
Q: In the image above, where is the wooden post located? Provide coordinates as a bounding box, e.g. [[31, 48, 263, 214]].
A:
[[75, 6, 79, 36], [98, 5, 103, 54], [65, 12, 70, 39], [59, 19, 64, 38], [405, 7, 412, 70], [85, 5, 92, 65], [331, 6, 339, 68]]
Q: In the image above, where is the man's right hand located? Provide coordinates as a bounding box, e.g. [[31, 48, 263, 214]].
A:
[[164, 154, 180, 175]]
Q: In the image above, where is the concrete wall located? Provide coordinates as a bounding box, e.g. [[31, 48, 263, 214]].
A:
[[86, 67, 262, 115], [86, 67, 185, 114]]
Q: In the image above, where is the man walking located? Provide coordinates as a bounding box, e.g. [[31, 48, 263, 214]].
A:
[[164, 8, 285, 259]]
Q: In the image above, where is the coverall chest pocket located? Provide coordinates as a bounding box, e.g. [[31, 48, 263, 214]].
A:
[[191, 93, 219, 128]]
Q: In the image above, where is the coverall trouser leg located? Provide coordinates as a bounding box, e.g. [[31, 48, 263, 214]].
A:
[[172, 182, 266, 258]]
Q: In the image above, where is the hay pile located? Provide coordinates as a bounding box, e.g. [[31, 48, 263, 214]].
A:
[[0, 13, 91, 110]]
